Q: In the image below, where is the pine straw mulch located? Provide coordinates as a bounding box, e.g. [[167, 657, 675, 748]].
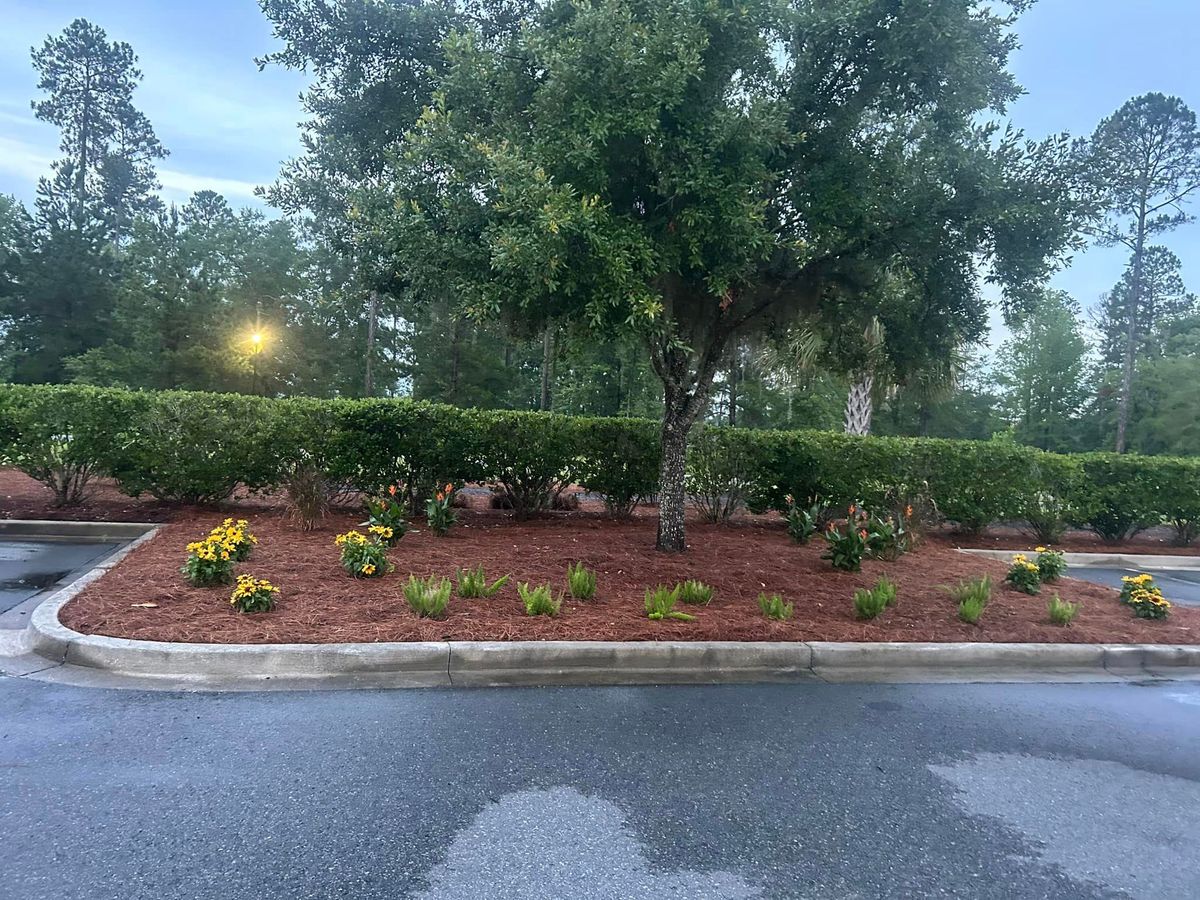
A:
[[58, 507, 1200, 645]]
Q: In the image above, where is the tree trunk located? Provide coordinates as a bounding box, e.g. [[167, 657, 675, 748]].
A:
[[655, 404, 690, 552], [539, 326, 555, 411], [843, 370, 875, 435], [449, 316, 463, 404], [1115, 199, 1148, 453], [364, 289, 379, 397], [727, 359, 738, 427]]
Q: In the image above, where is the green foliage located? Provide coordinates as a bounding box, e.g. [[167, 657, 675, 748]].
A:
[[403, 575, 452, 619], [1068, 454, 1164, 542], [455, 566, 510, 599], [1047, 595, 1078, 626], [360, 488, 408, 545], [425, 484, 458, 536], [852, 577, 897, 621], [946, 576, 992, 625], [757, 593, 793, 621], [644, 585, 694, 622], [864, 513, 909, 561], [575, 416, 660, 516], [821, 512, 868, 572], [566, 562, 597, 600], [1004, 554, 1042, 595], [180, 538, 235, 588], [677, 580, 714, 606], [334, 530, 391, 579], [686, 427, 771, 523], [1035, 548, 1068, 582], [783, 494, 822, 544], [518, 582, 560, 617], [230, 575, 279, 614], [1127, 586, 1171, 620]]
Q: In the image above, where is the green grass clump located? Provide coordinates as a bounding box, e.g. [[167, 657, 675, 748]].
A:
[[946, 575, 992, 625], [678, 579, 714, 606], [403, 575, 452, 619], [757, 593, 793, 620], [644, 585, 695, 622], [853, 576, 898, 620], [1047, 595, 1079, 626], [566, 561, 597, 600], [454, 565, 510, 598], [518, 582, 561, 617]]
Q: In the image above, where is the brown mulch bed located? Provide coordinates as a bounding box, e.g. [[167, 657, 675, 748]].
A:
[[58, 507, 1200, 645]]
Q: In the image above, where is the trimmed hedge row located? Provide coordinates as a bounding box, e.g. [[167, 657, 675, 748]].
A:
[[1, 384, 1198, 543]]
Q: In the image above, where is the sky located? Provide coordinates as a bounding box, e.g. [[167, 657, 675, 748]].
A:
[[0, 0, 1198, 337]]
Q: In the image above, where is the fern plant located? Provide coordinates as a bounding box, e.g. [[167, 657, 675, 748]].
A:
[[566, 561, 597, 600], [678, 579, 714, 606], [757, 593, 793, 620], [455, 566, 510, 598], [403, 575, 452, 619], [946, 575, 992, 625], [518, 582, 561, 616], [1047, 595, 1078, 625], [644, 584, 695, 621]]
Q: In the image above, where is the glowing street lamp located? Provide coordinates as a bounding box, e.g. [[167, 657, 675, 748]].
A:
[[248, 329, 267, 395]]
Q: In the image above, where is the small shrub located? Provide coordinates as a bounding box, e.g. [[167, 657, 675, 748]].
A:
[[1035, 547, 1067, 582], [686, 427, 767, 522], [946, 576, 991, 625], [404, 575, 452, 618], [864, 513, 908, 561], [455, 566, 510, 598], [230, 575, 279, 613], [677, 579, 714, 606], [207, 518, 256, 561], [852, 577, 896, 620], [361, 486, 408, 545], [783, 494, 821, 544], [821, 507, 869, 572], [644, 584, 695, 621], [519, 582, 561, 616], [1047, 595, 1078, 626], [285, 461, 330, 531], [758, 592, 793, 620], [1022, 491, 1070, 545], [1127, 585, 1171, 620], [426, 483, 459, 536], [1004, 553, 1041, 595], [1118, 573, 1157, 604], [181, 537, 236, 587], [566, 561, 597, 600], [334, 530, 391, 578]]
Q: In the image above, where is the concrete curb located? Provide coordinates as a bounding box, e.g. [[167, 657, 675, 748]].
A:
[[958, 548, 1200, 570]]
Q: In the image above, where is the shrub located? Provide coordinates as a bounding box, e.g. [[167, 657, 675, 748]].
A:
[[783, 494, 822, 544], [852, 577, 897, 620], [181, 536, 237, 587], [677, 579, 714, 606], [361, 487, 408, 545], [1021, 491, 1070, 545], [518, 582, 561, 616], [426, 483, 458, 536], [821, 507, 869, 572], [334, 530, 391, 578], [686, 426, 770, 522], [566, 562, 597, 600], [946, 576, 991, 625], [1035, 547, 1067, 582], [284, 461, 330, 531], [404, 575, 452, 618], [269, 398, 340, 531], [0, 384, 130, 506], [1047, 595, 1078, 626], [1154, 457, 1200, 546], [644, 584, 695, 621], [864, 512, 908, 561], [1069, 453, 1163, 542], [575, 417, 660, 516], [1004, 554, 1042, 595], [1127, 586, 1171, 620], [207, 518, 256, 562], [475, 410, 579, 519], [758, 592, 793, 620], [230, 575, 279, 613], [455, 566, 510, 598], [1119, 573, 1157, 604]]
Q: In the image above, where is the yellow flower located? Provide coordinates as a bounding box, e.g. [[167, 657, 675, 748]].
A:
[[361, 563, 376, 576], [1035, 546, 1047, 553]]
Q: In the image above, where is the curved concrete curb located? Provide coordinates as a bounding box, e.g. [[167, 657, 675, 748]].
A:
[[958, 548, 1200, 570]]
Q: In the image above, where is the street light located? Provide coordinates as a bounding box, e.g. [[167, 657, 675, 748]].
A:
[[248, 330, 266, 395]]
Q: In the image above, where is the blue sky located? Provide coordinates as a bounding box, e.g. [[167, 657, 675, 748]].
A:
[[1, 0, 1198, 329]]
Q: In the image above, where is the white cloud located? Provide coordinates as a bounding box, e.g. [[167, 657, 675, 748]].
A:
[[156, 168, 262, 203], [0, 134, 53, 183]]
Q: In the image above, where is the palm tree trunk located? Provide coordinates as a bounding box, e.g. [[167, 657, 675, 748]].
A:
[[843, 371, 875, 435]]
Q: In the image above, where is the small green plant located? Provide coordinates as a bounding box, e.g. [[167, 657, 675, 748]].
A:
[[864, 514, 909, 561], [783, 494, 822, 544], [757, 592, 793, 620], [403, 575, 452, 618], [1047, 595, 1078, 626], [361, 486, 408, 545], [426, 483, 459, 536], [566, 561, 597, 600], [181, 536, 236, 587], [644, 584, 695, 621], [454, 566, 510, 598], [229, 574, 279, 613], [1127, 585, 1171, 620], [1119, 573, 1157, 604], [1034, 547, 1067, 582], [334, 530, 392, 578], [946, 575, 992, 625], [677, 579, 714, 606], [821, 507, 869, 572], [207, 518, 257, 561], [852, 577, 896, 620], [518, 582, 561, 616], [1004, 553, 1041, 595]]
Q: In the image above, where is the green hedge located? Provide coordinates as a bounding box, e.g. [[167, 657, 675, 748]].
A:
[[2, 384, 1199, 543]]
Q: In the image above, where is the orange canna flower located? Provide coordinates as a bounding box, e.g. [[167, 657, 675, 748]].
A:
[[388, 484, 397, 496], [859, 529, 868, 540], [848, 504, 856, 515], [435, 492, 445, 502], [445, 483, 453, 492], [905, 504, 913, 518]]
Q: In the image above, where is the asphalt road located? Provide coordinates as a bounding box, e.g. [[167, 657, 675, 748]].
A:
[[1068, 566, 1200, 607], [2, 677, 1198, 899], [0, 539, 120, 618]]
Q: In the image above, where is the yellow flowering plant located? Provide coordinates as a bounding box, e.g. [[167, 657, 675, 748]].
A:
[[230, 575, 279, 613], [1034, 547, 1067, 582], [360, 485, 408, 546], [1120, 573, 1171, 619], [207, 518, 256, 561], [1119, 573, 1156, 604], [334, 530, 391, 578], [1004, 553, 1042, 595], [181, 535, 237, 587]]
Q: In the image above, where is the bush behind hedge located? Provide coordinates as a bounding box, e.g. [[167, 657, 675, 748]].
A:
[[2, 383, 1199, 542]]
